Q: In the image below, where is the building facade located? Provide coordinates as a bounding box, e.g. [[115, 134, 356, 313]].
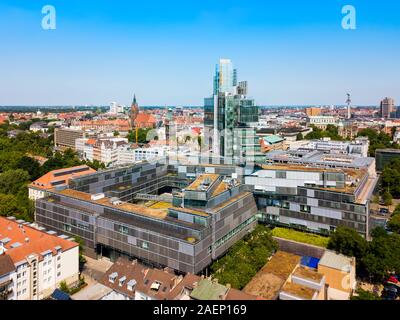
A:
[[34, 162, 258, 274], [0, 217, 79, 300], [204, 59, 262, 164]]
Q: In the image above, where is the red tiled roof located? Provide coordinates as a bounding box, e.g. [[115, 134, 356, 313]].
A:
[[0, 217, 78, 264], [29, 165, 96, 190]]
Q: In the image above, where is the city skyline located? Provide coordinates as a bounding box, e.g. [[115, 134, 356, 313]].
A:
[[0, 1, 399, 106]]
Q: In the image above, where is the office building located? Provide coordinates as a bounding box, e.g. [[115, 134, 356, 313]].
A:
[[245, 163, 376, 238], [34, 161, 258, 274], [375, 148, 400, 172], [204, 59, 262, 164], [380, 97, 395, 119], [54, 128, 85, 151], [0, 216, 79, 300]]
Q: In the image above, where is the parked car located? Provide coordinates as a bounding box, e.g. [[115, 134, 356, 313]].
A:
[[382, 285, 398, 300], [379, 208, 389, 215]]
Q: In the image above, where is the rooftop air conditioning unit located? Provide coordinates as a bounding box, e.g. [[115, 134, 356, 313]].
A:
[[91, 193, 105, 201]]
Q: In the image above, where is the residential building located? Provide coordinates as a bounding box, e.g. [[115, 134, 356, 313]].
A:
[[98, 257, 257, 300], [75, 137, 129, 166], [0, 216, 79, 300], [34, 162, 258, 274], [243, 250, 355, 300], [28, 165, 96, 201]]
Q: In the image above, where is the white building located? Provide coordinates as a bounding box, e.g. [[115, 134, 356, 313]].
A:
[[116, 146, 167, 166], [308, 116, 339, 129], [109, 102, 125, 114], [0, 216, 79, 300]]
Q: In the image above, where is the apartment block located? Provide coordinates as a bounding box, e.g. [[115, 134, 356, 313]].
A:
[[0, 217, 79, 300]]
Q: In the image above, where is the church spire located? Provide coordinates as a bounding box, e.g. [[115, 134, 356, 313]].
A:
[[132, 94, 137, 105]]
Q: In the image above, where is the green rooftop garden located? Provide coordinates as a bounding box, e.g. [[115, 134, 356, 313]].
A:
[[271, 227, 330, 248]]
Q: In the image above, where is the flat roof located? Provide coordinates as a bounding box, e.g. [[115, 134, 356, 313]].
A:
[[55, 189, 169, 220], [280, 282, 317, 300], [318, 250, 354, 272], [292, 266, 324, 283], [186, 174, 219, 192], [243, 251, 300, 300]]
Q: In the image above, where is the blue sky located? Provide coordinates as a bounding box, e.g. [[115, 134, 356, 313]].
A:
[[0, 0, 399, 106]]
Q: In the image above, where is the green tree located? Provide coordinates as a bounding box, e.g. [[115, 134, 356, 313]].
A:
[[388, 215, 400, 233], [210, 225, 278, 289], [59, 281, 70, 294], [351, 289, 381, 300], [0, 169, 30, 195], [0, 194, 20, 217], [296, 132, 304, 141], [17, 156, 41, 180], [327, 226, 368, 261], [382, 191, 393, 206], [361, 228, 400, 282]]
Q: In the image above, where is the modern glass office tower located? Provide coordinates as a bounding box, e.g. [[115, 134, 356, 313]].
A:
[[204, 59, 263, 164]]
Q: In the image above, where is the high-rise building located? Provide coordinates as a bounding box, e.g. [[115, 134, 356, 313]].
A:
[[380, 97, 395, 119], [204, 59, 262, 164], [213, 59, 237, 95]]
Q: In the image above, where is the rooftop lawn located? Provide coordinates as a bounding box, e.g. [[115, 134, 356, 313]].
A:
[[271, 227, 330, 248]]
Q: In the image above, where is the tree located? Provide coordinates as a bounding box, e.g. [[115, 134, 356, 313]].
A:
[[0, 194, 20, 217], [113, 130, 119, 137], [388, 214, 400, 233], [327, 226, 368, 260], [361, 228, 400, 282], [59, 281, 70, 294], [17, 156, 41, 180], [296, 132, 304, 141], [73, 236, 87, 266], [210, 225, 278, 289], [0, 169, 30, 195], [382, 191, 393, 206], [351, 288, 381, 300]]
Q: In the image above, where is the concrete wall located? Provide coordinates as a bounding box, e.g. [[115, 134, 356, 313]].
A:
[[273, 237, 325, 259]]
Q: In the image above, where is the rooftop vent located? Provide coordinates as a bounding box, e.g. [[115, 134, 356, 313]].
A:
[[150, 281, 161, 291], [119, 276, 126, 287], [109, 272, 118, 283], [10, 242, 22, 248], [127, 279, 137, 291]]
